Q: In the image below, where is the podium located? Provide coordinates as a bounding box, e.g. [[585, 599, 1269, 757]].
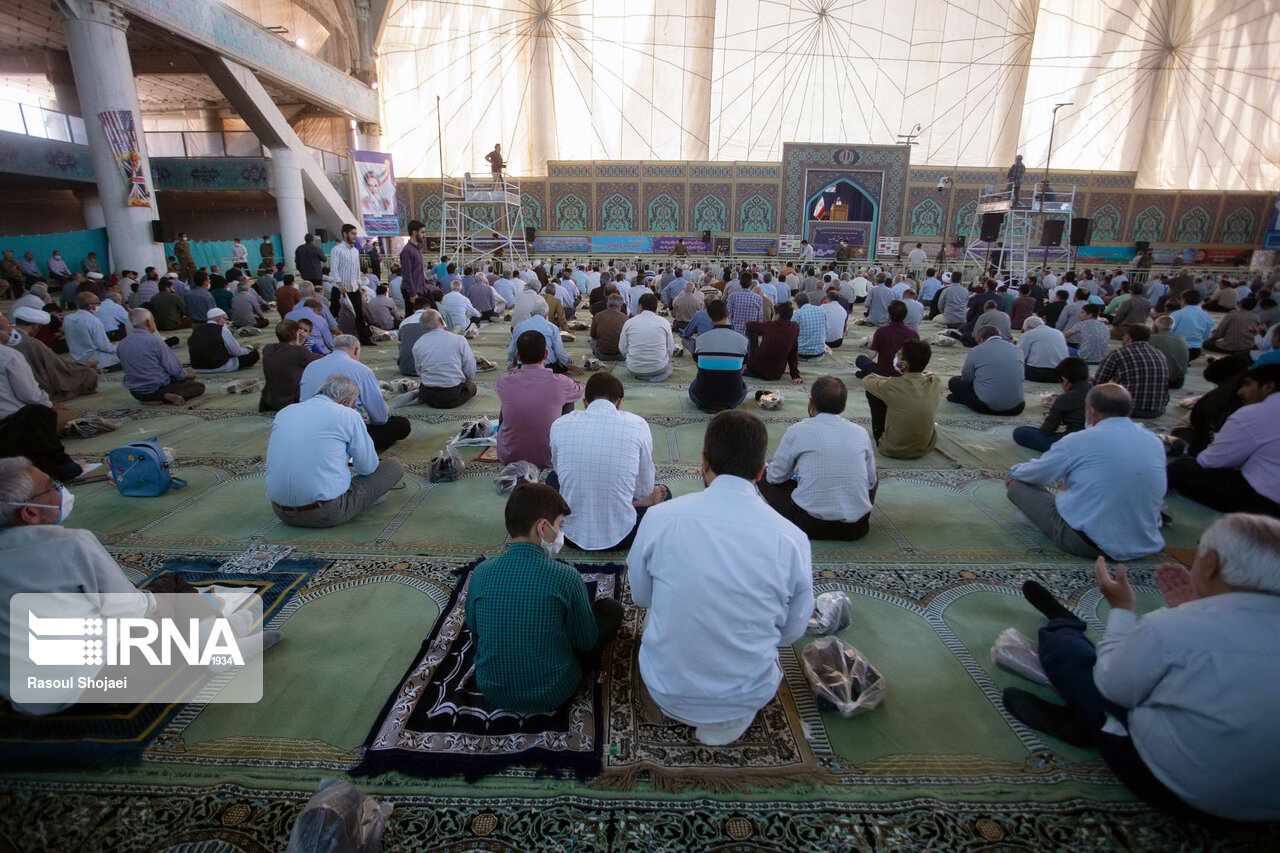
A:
[[829, 203, 849, 222]]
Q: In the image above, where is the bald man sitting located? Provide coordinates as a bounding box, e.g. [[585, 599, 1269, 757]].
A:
[[116, 309, 206, 405]]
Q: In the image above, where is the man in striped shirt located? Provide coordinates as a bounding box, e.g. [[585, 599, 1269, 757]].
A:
[[329, 223, 375, 346]]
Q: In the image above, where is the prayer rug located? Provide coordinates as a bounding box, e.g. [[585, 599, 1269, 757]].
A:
[[598, 606, 834, 791], [352, 558, 623, 782], [472, 445, 500, 463], [0, 552, 323, 770]]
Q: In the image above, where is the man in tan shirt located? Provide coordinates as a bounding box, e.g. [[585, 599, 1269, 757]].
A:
[[1204, 298, 1260, 356], [861, 339, 942, 459], [589, 294, 628, 361], [672, 282, 705, 332], [542, 283, 567, 329]]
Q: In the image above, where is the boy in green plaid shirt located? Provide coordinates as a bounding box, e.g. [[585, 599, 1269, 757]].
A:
[[465, 483, 624, 713]]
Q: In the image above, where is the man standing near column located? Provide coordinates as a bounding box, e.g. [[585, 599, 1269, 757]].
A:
[[330, 224, 374, 346], [295, 233, 326, 290]]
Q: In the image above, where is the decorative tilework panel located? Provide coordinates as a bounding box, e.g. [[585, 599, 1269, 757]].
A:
[[395, 181, 409, 233], [689, 184, 732, 233], [956, 171, 1000, 185], [549, 182, 591, 231], [414, 187, 442, 233], [151, 157, 269, 190], [949, 189, 979, 239], [1085, 193, 1132, 243], [597, 182, 638, 231], [736, 165, 780, 179], [907, 195, 946, 237], [736, 184, 778, 233], [909, 169, 952, 183], [642, 182, 684, 232], [517, 181, 545, 231], [1219, 206, 1258, 244], [548, 164, 591, 177], [643, 165, 686, 177], [690, 166, 732, 178], [596, 165, 639, 178], [781, 143, 908, 237], [1092, 173, 1136, 188], [1129, 194, 1174, 242]]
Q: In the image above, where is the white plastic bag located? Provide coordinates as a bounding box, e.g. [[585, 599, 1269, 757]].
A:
[[495, 461, 539, 495], [802, 636, 885, 718], [807, 591, 853, 635], [285, 778, 392, 853], [990, 627, 1050, 685]]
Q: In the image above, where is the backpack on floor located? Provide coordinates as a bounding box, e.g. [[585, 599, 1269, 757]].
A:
[[108, 440, 186, 497]]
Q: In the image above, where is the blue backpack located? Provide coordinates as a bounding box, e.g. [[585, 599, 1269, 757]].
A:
[[108, 440, 187, 497]]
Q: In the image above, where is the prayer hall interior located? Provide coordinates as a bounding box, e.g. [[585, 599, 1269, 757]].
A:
[[0, 0, 1278, 850]]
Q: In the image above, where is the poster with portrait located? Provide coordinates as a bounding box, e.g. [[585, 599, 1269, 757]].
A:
[[350, 149, 398, 236]]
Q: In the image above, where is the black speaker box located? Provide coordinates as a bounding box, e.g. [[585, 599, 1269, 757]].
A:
[[151, 220, 175, 243], [524, 226, 536, 242], [979, 212, 1004, 242], [314, 228, 329, 243], [1070, 218, 1093, 247], [1040, 220, 1065, 247], [1135, 240, 1151, 252]]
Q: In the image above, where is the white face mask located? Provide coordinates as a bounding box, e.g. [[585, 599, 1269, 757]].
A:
[[541, 521, 565, 558], [892, 356, 904, 373], [4, 329, 19, 347], [2, 483, 74, 523]]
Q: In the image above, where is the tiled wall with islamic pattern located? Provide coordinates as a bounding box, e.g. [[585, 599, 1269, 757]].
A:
[[597, 182, 638, 232], [550, 182, 592, 231], [1084, 193, 1134, 243], [642, 182, 685, 232], [1129, 194, 1174, 243], [905, 188, 947, 238], [781, 143, 908, 237], [689, 184, 732, 233], [735, 184, 778, 233], [1173, 195, 1221, 245]]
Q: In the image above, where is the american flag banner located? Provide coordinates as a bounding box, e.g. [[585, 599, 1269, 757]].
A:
[[98, 110, 152, 208]]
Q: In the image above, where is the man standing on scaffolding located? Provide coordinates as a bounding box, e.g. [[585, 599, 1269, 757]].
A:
[[1007, 155, 1026, 206], [485, 143, 505, 182]]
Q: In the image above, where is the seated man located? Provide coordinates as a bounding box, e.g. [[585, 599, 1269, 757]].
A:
[[440, 280, 480, 332], [495, 330, 584, 468], [541, 283, 568, 329], [619, 293, 675, 382], [1149, 315, 1188, 390], [854, 299, 918, 380], [1093, 325, 1168, 419], [1203, 298, 1260, 357], [759, 377, 876, 540], [265, 374, 403, 528], [861, 338, 941, 458], [8, 307, 97, 402], [116, 308, 206, 406], [1167, 363, 1280, 514], [62, 291, 120, 370], [260, 319, 320, 412], [671, 281, 704, 334], [1007, 384, 1165, 561], [0, 344, 81, 481], [1108, 282, 1151, 337], [231, 280, 270, 329], [465, 483, 623, 714], [300, 335, 410, 453], [629, 410, 813, 746], [792, 293, 828, 360], [508, 300, 576, 373], [965, 300, 1011, 346], [745, 301, 803, 384], [397, 295, 434, 376], [96, 289, 130, 342], [588, 293, 628, 361], [947, 325, 1026, 415], [1002, 515, 1280, 822], [149, 278, 189, 331], [1012, 357, 1091, 453], [548, 373, 669, 551], [678, 295, 716, 353], [284, 297, 335, 355], [189, 308, 261, 373], [1169, 290, 1215, 359], [1065, 303, 1110, 364], [688, 300, 748, 412], [413, 309, 478, 408], [365, 284, 401, 331], [820, 289, 848, 348], [1018, 316, 1069, 382]]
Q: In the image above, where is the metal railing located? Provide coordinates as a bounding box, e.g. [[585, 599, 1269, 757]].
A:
[[0, 99, 87, 144], [144, 130, 348, 172]]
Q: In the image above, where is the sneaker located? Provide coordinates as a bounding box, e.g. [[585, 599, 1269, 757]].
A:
[[475, 357, 497, 373]]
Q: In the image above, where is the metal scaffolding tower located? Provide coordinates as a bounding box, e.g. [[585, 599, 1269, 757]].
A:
[[439, 173, 530, 271], [962, 183, 1077, 282]]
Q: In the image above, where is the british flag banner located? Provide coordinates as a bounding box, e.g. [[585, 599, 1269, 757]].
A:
[[98, 109, 152, 208]]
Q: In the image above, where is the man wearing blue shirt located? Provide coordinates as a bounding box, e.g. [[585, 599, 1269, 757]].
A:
[[1169, 290, 1216, 359], [1006, 383, 1165, 561], [508, 301, 579, 374], [298, 336, 410, 452]]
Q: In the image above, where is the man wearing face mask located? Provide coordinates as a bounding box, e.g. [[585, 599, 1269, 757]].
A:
[[63, 292, 120, 370], [0, 335, 83, 482], [464, 483, 623, 714], [1006, 383, 1165, 561]]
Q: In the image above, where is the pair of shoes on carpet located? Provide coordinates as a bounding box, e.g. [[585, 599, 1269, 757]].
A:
[[475, 357, 497, 372]]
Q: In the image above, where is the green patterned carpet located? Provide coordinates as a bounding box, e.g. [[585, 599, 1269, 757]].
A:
[[1, 310, 1274, 852]]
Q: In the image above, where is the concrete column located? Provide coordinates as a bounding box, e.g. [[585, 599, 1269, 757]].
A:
[[75, 187, 105, 230], [271, 146, 307, 274], [355, 121, 382, 152], [58, 0, 163, 273]]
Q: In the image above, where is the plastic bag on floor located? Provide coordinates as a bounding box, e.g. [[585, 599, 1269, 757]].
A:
[[285, 778, 392, 853], [801, 636, 885, 718], [453, 419, 497, 445], [807, 591, 853, 635], [428, 444, 464, 483], [991, 628, 1050, 685], [495, 461, 540, 495]]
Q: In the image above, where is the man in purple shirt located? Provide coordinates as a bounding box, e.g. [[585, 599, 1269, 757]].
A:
[[116, 308, 206, 405], [399, 219, 427, 304], [1167, 363, 1280, 514], [494, 330, 585, 468]]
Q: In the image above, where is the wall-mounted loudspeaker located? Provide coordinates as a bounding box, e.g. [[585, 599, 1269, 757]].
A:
[[1070, 218, 1093, 247], [1040, 220, 1065, 247], [525, 226, 536, 242], [979, 212, 1005, 242]]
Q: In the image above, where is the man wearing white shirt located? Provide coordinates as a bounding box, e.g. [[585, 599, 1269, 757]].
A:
[[1018, 316, 1070, 382], [619, 293, 675, 382], [819, 289, 848, 346], [625, 278, 649, 316], [901, 290, 925, 330], [441, 280, 481, 332], [231, 238, 248, 267], [1006, 384, 1164, 561], [759, 377, 876, 540], [411, 310, 477, 408], [511, 282, 547, 327], [907, 242, 928, 270], [548, 373, 670, 551], [797, 240, 814, 263], [329, 224, 374, 345], [265, 374, 403, 528], [629, 410, 813, 745], [1003, 514, 1280, 821]]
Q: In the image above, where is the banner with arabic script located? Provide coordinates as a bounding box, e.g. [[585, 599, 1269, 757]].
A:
[[98, 109, 152, 208]]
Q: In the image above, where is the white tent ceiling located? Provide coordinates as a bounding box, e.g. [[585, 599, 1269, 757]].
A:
[[378, 0, 1280, 190]]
